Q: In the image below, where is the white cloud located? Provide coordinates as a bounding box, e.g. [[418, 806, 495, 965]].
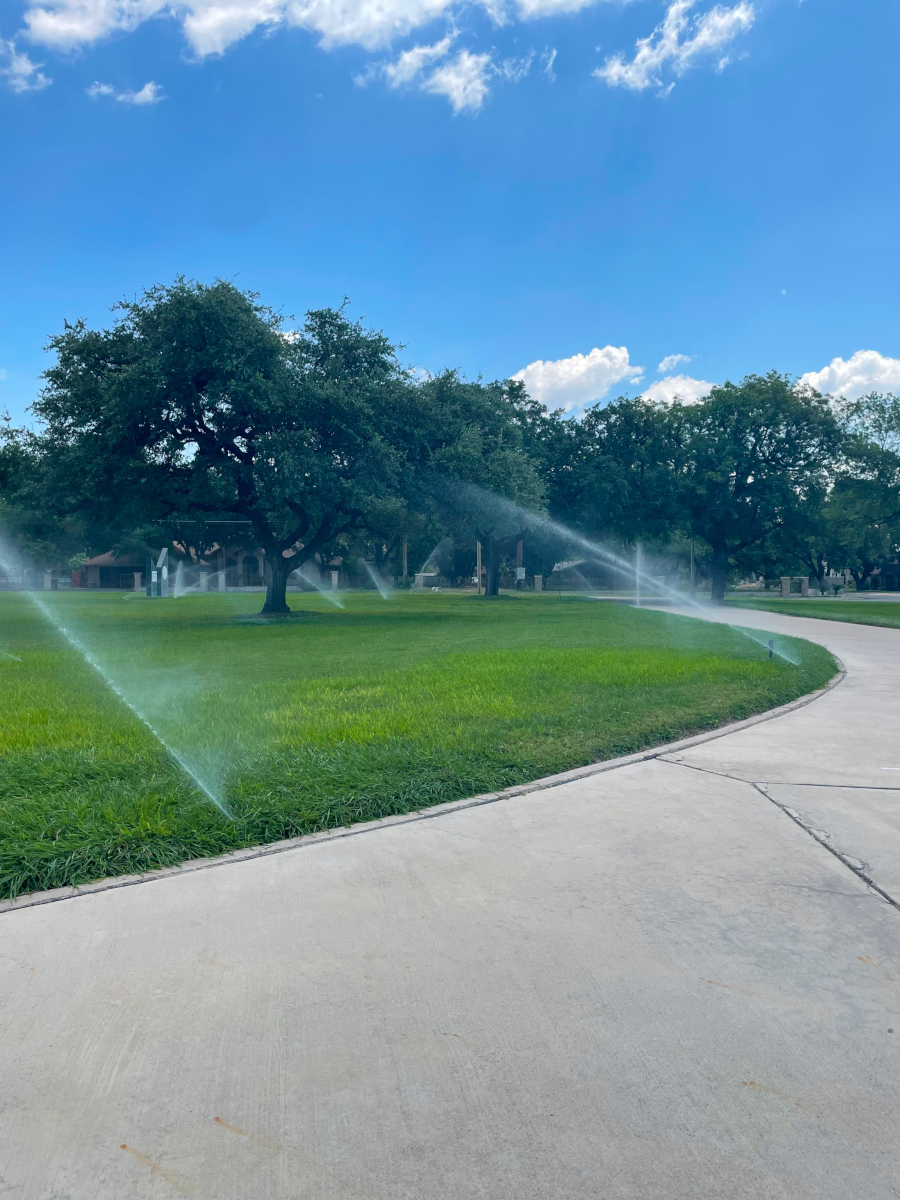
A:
[[364, 34, 538, 109], [799, 351, 900, 401], [514, 0, 594, 17], [641, 373, 714, 404], [184, 0, 284, 56], [657, 352, 691, 373], [595, 0, 754, 94], [496, 51, 533, 82], [87, 79, 164, 103], [20, 0, 603, 59], [1, 38, 51, 91], [23, 0, 456, 54], [423, 49, 493, 112], [15, 0, 754, 108], [360, 38, 506, 111], [513, 345, 644, 412], [356, 33, 455, 87], [24, 0, 168, 50]]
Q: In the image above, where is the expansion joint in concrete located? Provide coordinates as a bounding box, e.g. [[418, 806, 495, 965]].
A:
[[750, 782, 900, 914], [661, 756, 900, 914]]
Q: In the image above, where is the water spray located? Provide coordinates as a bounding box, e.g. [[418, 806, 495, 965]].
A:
[[25, 589, 234, 817], [294, 565, 345, 609], [447, 481, 800, 665], [361, 559, 393, 600], [0, 543, 233, 817]]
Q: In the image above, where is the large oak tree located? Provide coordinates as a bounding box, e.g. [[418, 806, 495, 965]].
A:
[[32, 280, 419, 613]]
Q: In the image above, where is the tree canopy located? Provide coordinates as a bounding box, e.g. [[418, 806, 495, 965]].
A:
[[30, 281, 426, 611], [4, 278, 899, 605]]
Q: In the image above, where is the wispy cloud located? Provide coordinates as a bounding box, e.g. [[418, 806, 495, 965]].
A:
[[423, 49, 494, 113], [1, 38, 51, 92], [355, 33, 456, 88], [86, 80, 165, 104], [496, 51, 533, 83], [21, 0, 596, 57], [14, 0, 756, 109], [657, 352, 691, 372], [358, 36, 533, 112], [595, 0, 754, 94]]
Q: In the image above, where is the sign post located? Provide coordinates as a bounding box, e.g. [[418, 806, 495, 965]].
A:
[[146, 548, 169, 598]]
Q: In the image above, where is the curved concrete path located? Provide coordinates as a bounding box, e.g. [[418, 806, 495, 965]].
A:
[[1, 608, 898, 1200]]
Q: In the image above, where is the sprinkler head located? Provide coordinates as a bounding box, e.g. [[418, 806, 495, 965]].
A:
[[768, 639, 774, 659]]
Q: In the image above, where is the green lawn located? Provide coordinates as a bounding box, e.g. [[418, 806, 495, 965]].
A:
[[0, 590, 836, 900], [728, 596, 900, 629]]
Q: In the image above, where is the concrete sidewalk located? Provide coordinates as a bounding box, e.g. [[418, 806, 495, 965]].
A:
[[1, 607, 898, 1199]]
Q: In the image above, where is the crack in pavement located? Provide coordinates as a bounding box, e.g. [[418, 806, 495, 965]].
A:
[[659, 756, 900, 793], [660, 757, 900, 915]]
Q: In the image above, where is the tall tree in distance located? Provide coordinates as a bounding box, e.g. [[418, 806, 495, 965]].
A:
[[417, 374, 546, 595], [825, 392, 900, 588], [672, 372, 840, 602]]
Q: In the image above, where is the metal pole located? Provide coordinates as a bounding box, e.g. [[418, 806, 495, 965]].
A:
[[476, 541, 482, 596], [635, 543, 641, 608]]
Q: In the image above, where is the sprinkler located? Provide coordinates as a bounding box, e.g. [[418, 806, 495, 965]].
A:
[[768, 639, 774, 659]]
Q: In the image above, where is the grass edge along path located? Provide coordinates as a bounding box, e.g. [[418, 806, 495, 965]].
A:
[[728, 596, 900, 630], [0, 592, 837, 900]]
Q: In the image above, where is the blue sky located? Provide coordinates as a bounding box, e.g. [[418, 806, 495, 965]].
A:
[[1, 0, 898, 421]]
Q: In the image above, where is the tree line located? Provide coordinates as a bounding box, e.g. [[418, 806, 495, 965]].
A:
[[1, 279, 898, 612]]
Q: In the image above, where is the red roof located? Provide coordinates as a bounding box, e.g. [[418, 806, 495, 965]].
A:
[[81, 552, 145, 567]]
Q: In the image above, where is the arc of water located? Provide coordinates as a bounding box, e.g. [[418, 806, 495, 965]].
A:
[[560, 522, 798, 663], [0, 542, 236, 814], [448, 482, 799, 665], [294, 565, 345, 609], [361, 560, 392, 600], [22, 586, 233, 818]]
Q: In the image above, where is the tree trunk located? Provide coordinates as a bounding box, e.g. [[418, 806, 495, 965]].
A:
[[812, 551, 826, 594], [851, 564, 873, 591], [484, 536, 501, 596], [262, 555, 292, 615], [709, 547, 730, 604]]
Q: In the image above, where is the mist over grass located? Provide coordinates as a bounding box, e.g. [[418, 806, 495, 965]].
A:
[[0, 591, 836, 900]]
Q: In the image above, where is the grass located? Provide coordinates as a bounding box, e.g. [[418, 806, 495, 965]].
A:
[[728, 595, 900, 629], [0, 589, 836, 900]]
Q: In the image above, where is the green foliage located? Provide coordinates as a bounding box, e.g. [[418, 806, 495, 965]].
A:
[[0, 590, 835, 899], [29, 281, 421, 612], [828, 393, 900, 587], [670, 373, 840, 600], [414, 372, 547, 593], [8, 275, 899, 603]]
